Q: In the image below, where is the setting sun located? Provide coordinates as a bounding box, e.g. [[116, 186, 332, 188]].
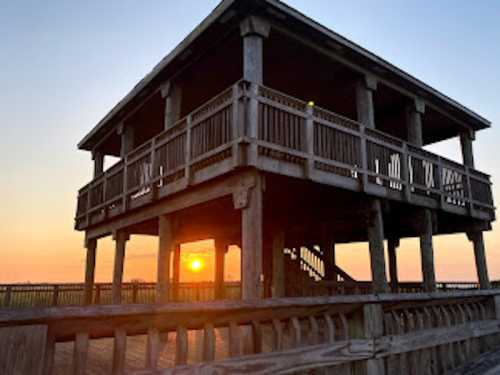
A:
[[189, 259, 203, 272]]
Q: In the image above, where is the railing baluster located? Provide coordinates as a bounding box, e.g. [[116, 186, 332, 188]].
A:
[[229, 321, 240, 357], [272, 318, 283, 351]]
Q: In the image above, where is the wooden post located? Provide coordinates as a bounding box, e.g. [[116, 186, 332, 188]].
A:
[[356, 75, 377, 129], [272, 230, 285, 297], [112, 231, 129, 304], [460, 130, 475, 168], [83, 238, 97, 305], [214, 239, 227, 300], [91, 150, 104, 178], [367, 199, 389, 293], [173, 244, 181, 301], [388, 237, 399, 293], [320, 227, 336, 281], [240, 16, 270, 84], [157, 215, 174, 303], [236, 173, 264, 300], [467, 231, 490, 289], [406, 98, 425, 147], [364, 304, 386, 375], [161, 80, 182, 129], [420, 209, 436, 292], [118, 123, 135, 158]]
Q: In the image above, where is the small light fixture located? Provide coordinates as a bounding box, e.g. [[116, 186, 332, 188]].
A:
[[307, 101, 315, 107]]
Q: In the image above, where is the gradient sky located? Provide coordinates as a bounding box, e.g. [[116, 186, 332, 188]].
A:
[[1, 0, 499, 284]]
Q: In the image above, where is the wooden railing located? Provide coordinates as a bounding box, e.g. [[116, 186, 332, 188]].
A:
[[75, 81, 495, 229], [3, 281, 497, 310], [0, 282, 241, 309], [2, 291, 500, 374]]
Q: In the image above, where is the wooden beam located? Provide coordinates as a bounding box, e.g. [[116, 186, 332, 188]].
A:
[[91, 150, 104, 178], [112, 231, 129, 304], [118, 123, 135, 158], [214, 239, 228, 300], [420, 209, 436, 292], [83, 239, 97, 305], [172, 244, 181, 301], [271, 229, 285, 298], [240, 16, 270, 84], [157, 215, 174, 303], [240, 172, 263, 299], [387, 237, 399, 293], [460, 130, 475, 168], [467, 231, 490, 289], [356, 75, 377, 129], [367, 199, 389, 293], [406, 98, 425, 147]]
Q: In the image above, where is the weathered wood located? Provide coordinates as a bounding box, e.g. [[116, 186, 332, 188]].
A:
[[43, 333, 55, 375], [112, 231, 128, 304], [388, 238, 399, 292], [272, 229, 285, 297], [229, 321, 240, 357], [203, 323, 215, 361], [240, 16, 270, 84], [420, 209, 437, 292], [240, 172, 263, 299], [157, 215, 174, 303], [367, 199, 389, 293], [84, 239, 97, 305], [172, 244, 181, 301], [0, 325, 47, 375], [356, 75, 377, 129], [467, 231, 490, 289], [406, 99, 425, 147], [175, 326, 188, 365], [145, 327, 160, 369], [73, 331, 89, 375], [112, 328, 127, 375], [460, 131, 475, 168], [118, 123, 135, 158], [214, 239, 227, 300]]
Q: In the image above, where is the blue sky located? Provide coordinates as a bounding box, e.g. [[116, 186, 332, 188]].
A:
[[0, 1, 499, 282]]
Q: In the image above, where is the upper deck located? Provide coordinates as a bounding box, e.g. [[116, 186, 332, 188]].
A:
[[75, 81, 494, 231]]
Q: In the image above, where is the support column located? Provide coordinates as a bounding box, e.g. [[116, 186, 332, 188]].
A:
[[112, 230, 129, 304], [387, 237, 399, 293], [320, 227, 336, 281], [271, 229, 285, 298], [157, 215, 174, 303], [406, 98, 425, 147], [467, 231, 490, 289], [91, 151, 104, 178], [214, 239, 228, 300], [460, 130, 475, 168], [240, 16, 270, 84], [235, 173, 264, 300], [420, 209, 436, 292], [161, 81, 183, 129], [356, 75, 377, 129], [83, 238, 97, 305], [367, 199, 389, 293], [118, 123, 135, 158], [172, 244, 181, 301]]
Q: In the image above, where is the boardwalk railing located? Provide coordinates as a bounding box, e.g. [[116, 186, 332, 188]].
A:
[[1, 281, 497, 309], [1, 291, 500, 374], [75, 81, 495, 230]]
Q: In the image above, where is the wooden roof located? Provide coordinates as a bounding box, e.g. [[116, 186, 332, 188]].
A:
[[78, 0, 490, 151]]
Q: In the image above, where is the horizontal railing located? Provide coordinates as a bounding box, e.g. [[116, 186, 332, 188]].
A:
[[75, 81, 495, 229], [2, 281, 497, 309], [2, 291, 500, 374]]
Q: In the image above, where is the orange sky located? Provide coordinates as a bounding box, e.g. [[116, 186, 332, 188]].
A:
[[1, 0, 499, 285]]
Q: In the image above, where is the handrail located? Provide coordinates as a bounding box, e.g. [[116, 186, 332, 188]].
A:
[[75, 81, 495, 229]]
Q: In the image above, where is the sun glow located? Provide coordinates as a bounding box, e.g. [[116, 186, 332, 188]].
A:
[[189, 259, 203, 272]]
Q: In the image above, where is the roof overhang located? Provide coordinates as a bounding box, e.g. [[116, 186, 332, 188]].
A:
[[78, 0, 491, 151]]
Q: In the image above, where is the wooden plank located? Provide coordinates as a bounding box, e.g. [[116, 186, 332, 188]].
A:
[[0, 325, 47, 375]]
